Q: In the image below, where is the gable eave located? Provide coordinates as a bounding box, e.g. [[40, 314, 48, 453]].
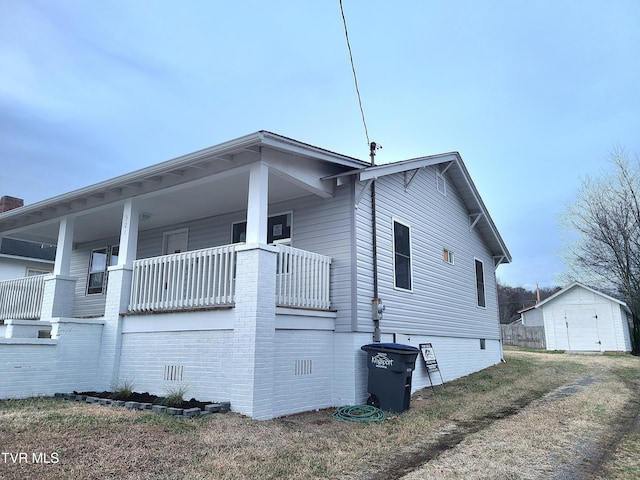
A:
[[334, 153, 512, 264]]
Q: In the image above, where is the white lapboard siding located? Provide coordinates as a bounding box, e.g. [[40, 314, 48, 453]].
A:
[[279, 183, 354, 332], [356, 166, 501, 339], [71, 237, 118, 318]]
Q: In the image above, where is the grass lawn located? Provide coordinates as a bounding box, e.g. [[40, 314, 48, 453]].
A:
[[1, 348, 639, 479]]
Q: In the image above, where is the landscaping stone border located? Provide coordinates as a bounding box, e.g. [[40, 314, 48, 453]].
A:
[[54, 392, 230, 418]]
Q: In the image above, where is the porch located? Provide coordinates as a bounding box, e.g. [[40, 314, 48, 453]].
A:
[[0, 244, 331, 322]]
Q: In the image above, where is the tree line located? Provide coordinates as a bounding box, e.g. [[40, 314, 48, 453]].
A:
[[497, 283, 559, 325]]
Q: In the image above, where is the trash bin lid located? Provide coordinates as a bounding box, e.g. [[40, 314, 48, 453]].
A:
[[361, 343, 420, 352]]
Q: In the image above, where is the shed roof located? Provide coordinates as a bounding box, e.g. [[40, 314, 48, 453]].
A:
[[535, 282, 631, 314]]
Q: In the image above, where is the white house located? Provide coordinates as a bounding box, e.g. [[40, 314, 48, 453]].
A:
[[526, 282, 632, 352], [0, 131, 511, 419], [0, 196, 56, 281]]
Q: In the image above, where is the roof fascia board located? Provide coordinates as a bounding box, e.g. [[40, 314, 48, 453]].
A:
[[259, 131, 367, 169], [453, 157, 512, 263], [358, 153, 459, 181], [0, 253, 54, 264]]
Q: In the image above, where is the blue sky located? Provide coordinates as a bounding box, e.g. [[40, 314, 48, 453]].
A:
[[1, 1, 639, 288]]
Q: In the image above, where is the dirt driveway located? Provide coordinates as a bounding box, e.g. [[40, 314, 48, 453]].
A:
[[365, 351, 640, 480], [2, 349, 639, 480]]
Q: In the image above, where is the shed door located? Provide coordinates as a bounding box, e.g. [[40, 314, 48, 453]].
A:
[[563, 309, 601, 351]]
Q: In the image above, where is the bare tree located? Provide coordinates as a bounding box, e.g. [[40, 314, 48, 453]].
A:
[[560, 147, 640, 353]]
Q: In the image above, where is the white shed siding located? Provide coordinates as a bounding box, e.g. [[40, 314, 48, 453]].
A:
[[542, 285, 631, 352], [620, 307, 633, 351], [356, 166, 500, 339]]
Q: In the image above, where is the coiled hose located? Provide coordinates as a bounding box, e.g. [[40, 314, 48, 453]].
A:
[[332, 405, 386, 422]]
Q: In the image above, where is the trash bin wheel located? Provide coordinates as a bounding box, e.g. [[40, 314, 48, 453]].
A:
[[366, 394, 380, 409]]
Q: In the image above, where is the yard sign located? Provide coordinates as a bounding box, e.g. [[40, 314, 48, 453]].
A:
[[419, 343, 444, 391]]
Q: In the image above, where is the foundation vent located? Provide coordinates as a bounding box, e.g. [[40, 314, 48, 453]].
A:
[[294, 359, 312, 376], [164, 365, 184, 382]]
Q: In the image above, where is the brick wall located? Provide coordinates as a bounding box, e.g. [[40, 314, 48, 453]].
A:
[[117, 328, 234, 403], [0, 318, 104, 398]]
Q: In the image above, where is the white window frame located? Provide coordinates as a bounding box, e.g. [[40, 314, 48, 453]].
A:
[[392, 218, 413, 292], [231, 211, 293, 246], [86, 245, 119, 295], [162, 228, 189, 255], [443, 248, 455, 265], [25, 267, 52, 277], [474, 257, 486, 308]]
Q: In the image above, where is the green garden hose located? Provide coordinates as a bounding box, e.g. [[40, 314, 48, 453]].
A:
[[332, 405, 386, 422]]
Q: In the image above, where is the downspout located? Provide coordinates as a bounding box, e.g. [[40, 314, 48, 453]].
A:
[[370, 142, 382, 342]]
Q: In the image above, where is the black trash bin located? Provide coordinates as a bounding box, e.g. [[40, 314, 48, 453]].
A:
[[361, 343, 420, 413]]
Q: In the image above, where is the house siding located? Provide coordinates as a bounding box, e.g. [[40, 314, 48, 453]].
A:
[[71, 237, 118, 317], [356, 166, 501, 340], [275, 183, 354, 331]]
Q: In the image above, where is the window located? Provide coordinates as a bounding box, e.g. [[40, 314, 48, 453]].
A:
[[393, 220, 412, 291], [436, 171, 447, 195], [475, 259, 486, 307], [25, 267, 52, 277], [87, 246, 119, 295], [443, 249, 455, 265], [232, 212, 292, 245], [480, 338, 486, 350]]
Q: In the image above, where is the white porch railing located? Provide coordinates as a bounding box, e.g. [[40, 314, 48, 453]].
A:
[[128, 245, 236, 312], [275, 245, 331, 310], [0, 274, 48, 320]]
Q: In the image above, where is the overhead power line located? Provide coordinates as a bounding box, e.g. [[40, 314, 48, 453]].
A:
[[339, 0, 370, 147]]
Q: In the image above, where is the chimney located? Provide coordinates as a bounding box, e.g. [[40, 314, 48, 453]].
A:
[[0, 196, 24, 212]]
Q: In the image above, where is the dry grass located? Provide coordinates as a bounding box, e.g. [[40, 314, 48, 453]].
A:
[[1, 349, 639, 480]]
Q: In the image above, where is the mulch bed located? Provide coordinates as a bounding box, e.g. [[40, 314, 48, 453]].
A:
[[74, 390, 209, 410]]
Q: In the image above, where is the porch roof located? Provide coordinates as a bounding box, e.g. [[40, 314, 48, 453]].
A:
[[0, 131, 367, 244]]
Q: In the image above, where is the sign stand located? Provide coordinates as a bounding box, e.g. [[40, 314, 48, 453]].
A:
[[419, 343, 444, 392]]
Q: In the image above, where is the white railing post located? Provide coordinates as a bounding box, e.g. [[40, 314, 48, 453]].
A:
[[0, 274, 48, 320], [275, 245, 331, 310], [128, 245, 236, 313]]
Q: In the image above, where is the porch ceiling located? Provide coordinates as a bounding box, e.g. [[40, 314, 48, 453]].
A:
[[3, 169, 317, 245]]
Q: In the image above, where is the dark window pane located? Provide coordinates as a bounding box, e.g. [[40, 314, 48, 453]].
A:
[[475, 259, 486, 307], [393, 221, 412, 290]]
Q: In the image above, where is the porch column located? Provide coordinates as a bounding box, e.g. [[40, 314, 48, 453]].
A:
[[245, 162, 269, 245], [231, 244, 277, 420], [97, 199, 139, 390], [41, 217, 77, 321]]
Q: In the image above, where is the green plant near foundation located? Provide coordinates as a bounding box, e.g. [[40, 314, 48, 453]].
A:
[[160, 384, 189, 407], [111, 379, 135, 400]]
